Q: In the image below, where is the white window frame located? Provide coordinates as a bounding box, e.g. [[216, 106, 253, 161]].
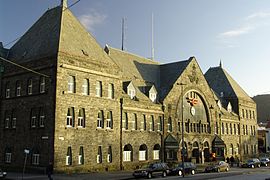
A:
[[67, 76, 75, 93], [40, 115, 45, 127], [40, 77, 45, 93], [16, 83, 21, 96], [123, 151, 131, 162], [5, 153, 11, 163], [66, 156, 71, 165], [28, 79, 33, 95], [108, 83, 114, 99], [66, 116, 73, 127], [139, 150, 146, 161], [32, 154, 40, 165], [78, 117, 84, 128], [153, 150, 160, 160], [96, 81, 102, 97], [82, 79, 89, 95], [128, 89, 135, 99], [78, 155, 83, 165], [149, 92, 156, 103], [106, 112, 112, 129], [6, 88, 10, 98], [97, 111, 103, 129]]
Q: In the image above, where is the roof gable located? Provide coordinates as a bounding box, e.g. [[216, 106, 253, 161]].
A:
[[205, 66, 253, 102]]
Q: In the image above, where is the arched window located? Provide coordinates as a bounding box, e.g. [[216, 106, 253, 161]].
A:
[[97, 110, 104, 128], [66, 107, 75, 127], [139, 144, 148, 161], [107, 146, 112, 163], [123, 144, 133, 162], [106, 111, 113, 129], [78, 108, 85, 128], [78, 146, 84, 165], [82, 79, 89, 95], [153, 144, 160, 160], [31, 148, 40, 165], [97, 146, 102, 163], [67, 76, 75, 93], [66, 146, 72, 165], [108, 83, 114, 99]]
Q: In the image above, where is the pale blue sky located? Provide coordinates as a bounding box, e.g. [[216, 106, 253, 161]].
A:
[[1, 0, 270, 96]]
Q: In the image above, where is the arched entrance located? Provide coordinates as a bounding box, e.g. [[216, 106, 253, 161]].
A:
[[192, 142, 199, 163]]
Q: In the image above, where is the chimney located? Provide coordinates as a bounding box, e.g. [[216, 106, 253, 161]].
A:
[[61, 0, 68, 8]]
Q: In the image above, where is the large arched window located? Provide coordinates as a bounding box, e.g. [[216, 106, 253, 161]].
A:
[[139, 144, 148, 161], [123, 144, 133, 162]]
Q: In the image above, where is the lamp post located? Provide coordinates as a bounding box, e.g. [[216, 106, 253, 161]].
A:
[[180, 83, 186, 177]]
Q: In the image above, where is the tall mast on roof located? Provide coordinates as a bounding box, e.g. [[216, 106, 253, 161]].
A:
[[121, 18, 126, 51], [151, 13, 155, 60]]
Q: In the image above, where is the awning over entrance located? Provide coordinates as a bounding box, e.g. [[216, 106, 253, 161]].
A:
[[164, 134, 179, 149], [212, 135, 225, 148]]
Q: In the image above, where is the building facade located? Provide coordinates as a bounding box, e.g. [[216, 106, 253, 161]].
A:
[[0, 0, 258, 173]]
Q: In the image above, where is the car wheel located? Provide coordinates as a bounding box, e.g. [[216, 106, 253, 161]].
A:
[[162, 171, 167, 177], [191, 169, 195, 175], [147, 173, 152, 179], [251, 165, 254, 168], [178, 170, 183, 176], [258, 164, 260, 168], [217, 168, 220, 173]]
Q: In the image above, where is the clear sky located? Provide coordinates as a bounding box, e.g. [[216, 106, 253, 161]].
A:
[[1, 0, 270, 97]]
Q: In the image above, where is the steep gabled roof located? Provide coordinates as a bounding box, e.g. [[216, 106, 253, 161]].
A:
[[9, 6, 62, 61], [8, 5, 119, 70], [159, 58, 191, 99], [205, 66, 253, 102], [108, 47, 160, 86]]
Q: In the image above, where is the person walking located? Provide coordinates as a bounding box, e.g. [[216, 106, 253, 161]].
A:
[[46, 162, 53, 180]]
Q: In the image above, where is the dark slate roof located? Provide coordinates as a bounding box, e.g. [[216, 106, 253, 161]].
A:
[[205, 66, 253, 102], [8, 7, 62, 62], [108, 47, 160, 86], [159, 59, 191, 99], [8, 5, 119, 71]]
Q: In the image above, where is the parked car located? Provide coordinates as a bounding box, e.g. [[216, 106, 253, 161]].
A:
[[241, 158, 261, 168], [205, 161, 229, 173], [0, 168, 7, 179], [168, 162, 197, 176], [259, 158, 270, 167], [133, 162, 170, 179]]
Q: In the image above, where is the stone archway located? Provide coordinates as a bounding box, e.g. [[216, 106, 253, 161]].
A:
[[192, 141, 200, 163]]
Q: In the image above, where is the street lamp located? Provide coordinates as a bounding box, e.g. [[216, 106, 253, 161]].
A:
[[180, 83, 186, 177]]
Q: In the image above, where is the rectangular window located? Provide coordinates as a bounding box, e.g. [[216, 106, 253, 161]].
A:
[[16, 81, 21, 96], [123, 151, 131, 162], [78, 108, 85, 128], [106, 111, 113, 129], [68, 76, 75, 93], [122, 112, 128, 130], [131, 113, 137, 130], [150, 115, 154, 131], [5, 153, 11, 163], [158, 116, 163, 131], [82, 79, 89, 95], [32, 154, 40, 165], [153, 150, 160, 160], [6, 88, 10, 98], [5, 117, 10, 128], [139, 150, 146, 161], [96, 81, 102, 97], [31, 109, 37, 128], [12, 118, 16, 128], [39, 107, 45, 127], [108, 83, 114, 99], [40, 77, 46, 93], [28, 79, 33, 95]]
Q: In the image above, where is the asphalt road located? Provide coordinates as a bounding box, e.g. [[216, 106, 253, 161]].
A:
[[5, 166, 270, 180]]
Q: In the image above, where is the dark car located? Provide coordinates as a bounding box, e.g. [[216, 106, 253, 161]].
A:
[[133, 162, 170, 179], [260, 158, 270, 167], [169, 162, 197, 176], [205, 161, 229, 173], [241, 158, 261, 168], [0, 169, 7, 179]]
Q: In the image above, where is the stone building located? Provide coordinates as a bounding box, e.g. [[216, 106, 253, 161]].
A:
[[0, 0, 258, 173]]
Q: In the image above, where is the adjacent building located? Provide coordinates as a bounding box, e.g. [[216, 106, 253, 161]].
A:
[[0, 0, 258, 173]]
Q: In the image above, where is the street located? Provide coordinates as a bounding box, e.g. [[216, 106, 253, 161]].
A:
[[5, 166, 270, 180]]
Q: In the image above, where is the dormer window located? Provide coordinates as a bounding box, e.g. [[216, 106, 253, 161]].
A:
[[227, 102, 232, 113], [149, 85, 157, 103], [127, 82, 136, 99]]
